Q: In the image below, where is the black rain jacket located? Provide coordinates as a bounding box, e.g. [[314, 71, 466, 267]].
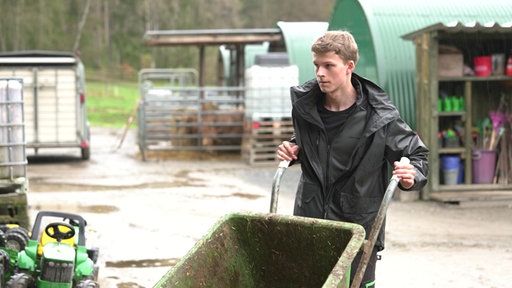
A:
[[289, 73, 429, 250]]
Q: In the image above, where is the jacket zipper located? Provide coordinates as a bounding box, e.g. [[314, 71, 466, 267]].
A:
[[324, 143, 331, 219]]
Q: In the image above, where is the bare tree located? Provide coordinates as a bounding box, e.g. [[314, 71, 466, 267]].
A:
[[73, 0, 91, 52]]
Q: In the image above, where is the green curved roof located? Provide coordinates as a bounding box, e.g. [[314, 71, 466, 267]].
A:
[[277, 21, 329, 84], [329, 0, 512, 129], [219, 42, 269, 86]]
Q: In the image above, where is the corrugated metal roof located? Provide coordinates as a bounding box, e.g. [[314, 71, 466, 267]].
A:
[[277, 21, 329, 84], [328, 0, 512, 129], [403, 21, 512, 39], [144, 28, 282, 46], [0, 50, 77, 58], [0, 50, 78, 65]]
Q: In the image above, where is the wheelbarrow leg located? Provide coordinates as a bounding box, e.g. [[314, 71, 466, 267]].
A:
[[270, 160, 290, 213], [350, 157, 410, 288]]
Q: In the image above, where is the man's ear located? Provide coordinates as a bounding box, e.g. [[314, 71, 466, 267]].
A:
[[346, 60, 356, 73]]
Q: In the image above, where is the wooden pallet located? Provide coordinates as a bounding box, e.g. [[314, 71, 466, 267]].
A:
[[242, 117, 294, 165]]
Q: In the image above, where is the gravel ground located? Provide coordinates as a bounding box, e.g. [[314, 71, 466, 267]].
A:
[[24, 127, 512, 288]]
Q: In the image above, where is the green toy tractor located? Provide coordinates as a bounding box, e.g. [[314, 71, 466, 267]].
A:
[[1, 211, 100, 288]]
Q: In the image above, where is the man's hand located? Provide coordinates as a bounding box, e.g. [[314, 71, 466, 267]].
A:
[[393, 160, 416, 189], [277, 141, 299, 161]]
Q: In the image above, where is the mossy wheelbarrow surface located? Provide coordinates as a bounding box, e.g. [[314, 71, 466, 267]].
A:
[[154, 212, 366, 288]]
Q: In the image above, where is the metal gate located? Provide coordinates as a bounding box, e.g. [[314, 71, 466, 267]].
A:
[[137, 69, 245, 160]]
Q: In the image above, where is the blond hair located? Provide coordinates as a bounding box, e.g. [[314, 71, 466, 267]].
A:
[[311, 30, 359, 64]]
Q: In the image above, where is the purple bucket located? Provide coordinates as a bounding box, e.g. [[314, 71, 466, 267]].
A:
[[472, 150, 497, 184]]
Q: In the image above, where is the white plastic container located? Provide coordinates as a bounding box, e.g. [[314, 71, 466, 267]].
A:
[[245, 65, 299, 119], [0, 79, 25, 178]]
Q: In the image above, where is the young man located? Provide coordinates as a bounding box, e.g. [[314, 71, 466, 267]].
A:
[[276, 30, 429, 287]]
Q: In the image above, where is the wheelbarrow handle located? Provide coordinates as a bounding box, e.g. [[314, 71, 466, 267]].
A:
[[351, 157, 410, 288], [270, 160, 290, 213]]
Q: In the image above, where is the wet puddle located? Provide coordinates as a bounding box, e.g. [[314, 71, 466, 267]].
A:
[[204, 192, 263, 200], [80, 204, 119, 213], [106, 258, 179, 268], [31, 204, 119, 214], [116, 282, 145, 288]]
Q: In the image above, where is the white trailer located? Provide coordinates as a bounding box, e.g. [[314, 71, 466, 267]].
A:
[[0, 51, 90, 160]]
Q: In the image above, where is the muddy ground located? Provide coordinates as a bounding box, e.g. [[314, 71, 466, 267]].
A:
[[24, 127, 512, 288]]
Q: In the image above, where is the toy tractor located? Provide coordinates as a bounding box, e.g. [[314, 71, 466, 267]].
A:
[[0, 211, 100, 288]]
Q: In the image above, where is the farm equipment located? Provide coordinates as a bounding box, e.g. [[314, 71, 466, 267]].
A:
[[155, 212, 366, 287], [155, 157, 410, 287], [0, 51, 91, 160], [0, 211, 100, 288]]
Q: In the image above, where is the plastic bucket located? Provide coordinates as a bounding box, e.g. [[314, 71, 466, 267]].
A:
[[443, 169, 459, 185], [441, 155, 460, 185], [472, 150, 497, 184], [458, 162, 464, 184], [474, 56, 492, 76], [491, 54, 505, 75], [506, 55, 512, 76], [441, 155, 460, 170]]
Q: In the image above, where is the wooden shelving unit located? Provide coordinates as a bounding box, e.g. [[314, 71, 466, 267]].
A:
[[406, 25, 512, 203]]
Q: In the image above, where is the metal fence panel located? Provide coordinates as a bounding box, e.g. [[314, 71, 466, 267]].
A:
[[138, 82, 245, 160]]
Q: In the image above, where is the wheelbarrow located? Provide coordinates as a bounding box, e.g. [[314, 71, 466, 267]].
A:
[[154, 158, 408, 288], [270, 158, 410, 288]]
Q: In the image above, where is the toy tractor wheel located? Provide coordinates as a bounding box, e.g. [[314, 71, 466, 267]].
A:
[[5, 227, 29, 241], [87, 247, 100, 263], [0, 263, 4, 288], [4, 230, 29, 252], [92, 264, 100, 281], [75, 279, 99, 288], [0, 229, 5, 247], [0, 250, 11, 275], [6, 272, 35, 288]]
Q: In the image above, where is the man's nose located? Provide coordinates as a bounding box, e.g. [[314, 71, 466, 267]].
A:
[[316, 67, 325, 77]]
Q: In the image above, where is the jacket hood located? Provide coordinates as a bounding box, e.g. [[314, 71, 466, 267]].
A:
[[290, 73, 400, 133]]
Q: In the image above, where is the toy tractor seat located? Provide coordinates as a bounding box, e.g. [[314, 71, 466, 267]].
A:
[[37, 222, 76, 256]]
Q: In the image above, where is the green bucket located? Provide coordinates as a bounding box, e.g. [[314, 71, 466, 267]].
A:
[[155, 212, 365, 288]]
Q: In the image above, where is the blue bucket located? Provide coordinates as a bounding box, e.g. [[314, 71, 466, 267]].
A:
[[441, 155, 460, 170], [441, 155, 460, 185], [458, 162, 464, 184]]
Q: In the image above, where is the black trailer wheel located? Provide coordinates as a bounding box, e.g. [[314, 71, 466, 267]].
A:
[[81, 147, 91, 160], [6, 273, 35, 288]]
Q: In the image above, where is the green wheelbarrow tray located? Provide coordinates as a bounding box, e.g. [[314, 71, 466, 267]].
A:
[[154, 212, 366, 288]]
